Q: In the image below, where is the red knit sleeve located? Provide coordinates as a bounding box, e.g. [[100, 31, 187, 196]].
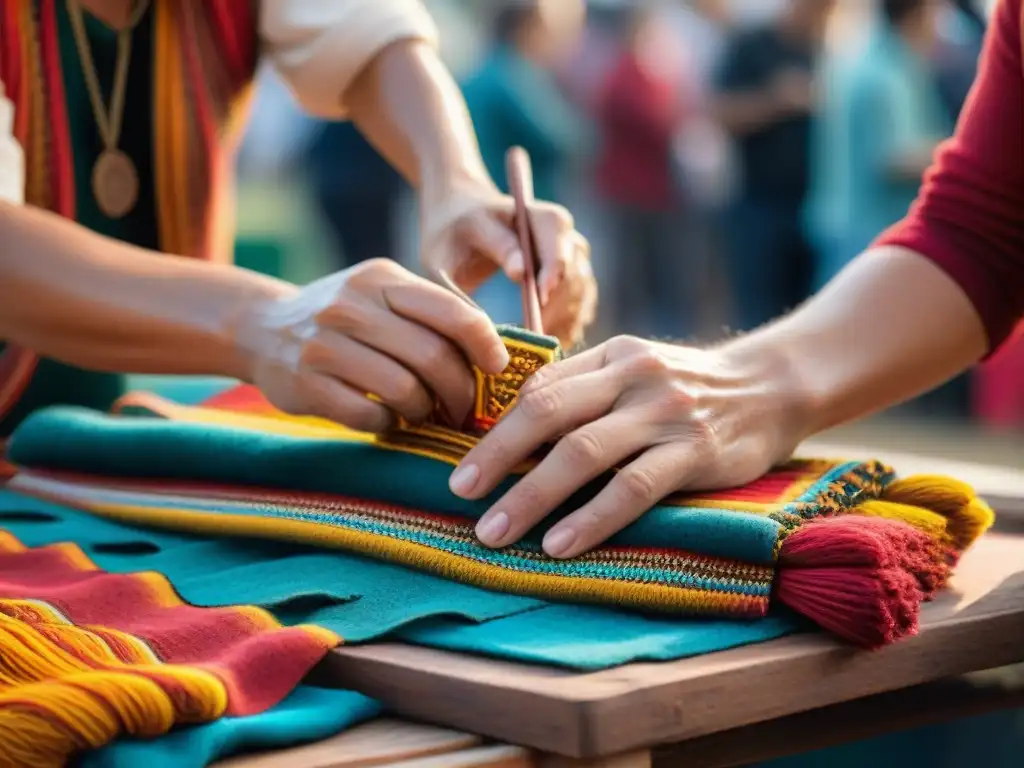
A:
[[874, 0, 1024, 351]]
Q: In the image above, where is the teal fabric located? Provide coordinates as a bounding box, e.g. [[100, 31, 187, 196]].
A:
[[803, 24, 952, 289], [0, 492, 544, 641], [399, 606, 801, 670], [0, 490, 800, 669], [8, 407, 784, 565], [79, 685, 382, 768]]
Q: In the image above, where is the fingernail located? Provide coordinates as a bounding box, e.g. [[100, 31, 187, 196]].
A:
[[449, 463, 480, 497], [506, 250, 525, 280], [543, 527, 576, 558], [476, 511, 510, 547]]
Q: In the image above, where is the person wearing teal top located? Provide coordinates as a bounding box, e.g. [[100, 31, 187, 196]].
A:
[[804, 0, 953, 290]]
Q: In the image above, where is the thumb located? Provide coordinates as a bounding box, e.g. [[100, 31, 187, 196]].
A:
[[460, 212, 525, 283]]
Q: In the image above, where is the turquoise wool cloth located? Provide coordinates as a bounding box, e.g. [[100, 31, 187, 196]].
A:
[[0, 490, 799, 669], [8, 406, 784, 564], [80, 686, 382, 768]]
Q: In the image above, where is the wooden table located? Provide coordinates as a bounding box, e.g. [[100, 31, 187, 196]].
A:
[[228, 448, 1024, 767]]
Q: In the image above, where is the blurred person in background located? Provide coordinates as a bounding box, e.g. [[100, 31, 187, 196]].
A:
[[594, 8, 692, 338], [712, 0, 834, 333], [305, 122, 408, 270], [461, 0, 588, 326], [805, 0, 952, 291], [934, 0, 987, 119], [462, 0, 584, 205], [0, 0, 596, 438]]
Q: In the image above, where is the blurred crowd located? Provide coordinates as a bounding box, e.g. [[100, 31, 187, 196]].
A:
[[235, 0, 1024, 431]]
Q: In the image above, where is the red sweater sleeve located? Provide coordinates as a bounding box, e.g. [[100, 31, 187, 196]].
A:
[[874, 0, 1024, 351]]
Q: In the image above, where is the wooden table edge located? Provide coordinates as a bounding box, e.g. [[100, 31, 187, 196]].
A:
[[326, 532, 1024, 758]]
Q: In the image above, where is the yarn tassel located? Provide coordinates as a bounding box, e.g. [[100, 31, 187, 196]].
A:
[[776, 515, 950, 648], [880, 475, 994, 554]]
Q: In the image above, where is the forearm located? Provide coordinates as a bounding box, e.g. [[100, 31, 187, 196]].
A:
[[0, 203, 292, 378], [344, 40, 495, 201], [726, 246, 988, 439]]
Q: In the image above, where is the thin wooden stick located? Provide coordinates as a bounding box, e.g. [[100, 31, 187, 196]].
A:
[[505, 146, 544, 334]]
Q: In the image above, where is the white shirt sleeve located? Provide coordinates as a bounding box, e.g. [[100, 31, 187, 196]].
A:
[[259, 0, 440, 119], [0, 82, 25, 205]]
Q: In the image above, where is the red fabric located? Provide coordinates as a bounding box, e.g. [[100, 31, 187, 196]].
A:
[[874, 0, 1024, 352], [0, 541, 336, 715], [595, 53, 685, 210], [974, 327, 1024, 426]]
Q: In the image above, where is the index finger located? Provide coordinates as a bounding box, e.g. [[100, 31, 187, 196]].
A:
[[450, 364, 618, 500], [383, 276, 509, 375]]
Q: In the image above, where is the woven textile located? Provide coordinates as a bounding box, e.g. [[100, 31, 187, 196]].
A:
[[5, 328, 994, 648], [0, 529, 336, 766]]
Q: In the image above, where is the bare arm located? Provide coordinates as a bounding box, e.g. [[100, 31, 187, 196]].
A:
[[727, 247, 988, 439], [342, 39, 494, 204], [0, 202, 291, 378]]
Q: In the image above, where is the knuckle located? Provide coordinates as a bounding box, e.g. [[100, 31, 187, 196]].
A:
[[618, 466, 660, 505], [607, 334, 646, 358], [451, 307, 492, 340], [541, 203, 575, 231], [518, 368, 550, 398], [316, 299, 369, 334], [623, 345, 671, 377], [298, 337, 334, 370], [388, 374, 426, 411], [516, 386, 561, 420], [416, 338, 456, 373], [560, 428, 605, 466], [348, 257, 401, 287], [662, 381, 698, 414]]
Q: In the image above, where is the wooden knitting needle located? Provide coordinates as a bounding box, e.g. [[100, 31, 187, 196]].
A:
[[505, 146, 545, 335]]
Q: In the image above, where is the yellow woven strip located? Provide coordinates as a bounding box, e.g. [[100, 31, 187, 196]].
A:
[[32, 497, 765, 616]]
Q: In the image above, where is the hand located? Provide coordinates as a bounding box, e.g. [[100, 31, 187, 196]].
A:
[[237, 259, 509, 432], [419, 180, 597, 348], [448, 336, 807, 558]]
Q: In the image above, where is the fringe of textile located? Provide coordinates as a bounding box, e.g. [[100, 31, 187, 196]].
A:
[[6, 463, 993, 650], [0, 529, 338, 767]]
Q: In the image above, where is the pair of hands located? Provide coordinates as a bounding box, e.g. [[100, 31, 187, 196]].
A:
[[239, 184, 801, 559], [244, 183, 595, 433]]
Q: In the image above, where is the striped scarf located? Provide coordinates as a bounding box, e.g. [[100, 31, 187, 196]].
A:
[[0, 0, 260, 423]]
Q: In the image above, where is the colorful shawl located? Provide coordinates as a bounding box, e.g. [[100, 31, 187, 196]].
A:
[[0, 0, 259, 422], [5, 327, 995, 653], [0, 528, 336, 767]]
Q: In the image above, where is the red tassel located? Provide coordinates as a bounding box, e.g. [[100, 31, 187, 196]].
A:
[[777, 516, 948, 648]]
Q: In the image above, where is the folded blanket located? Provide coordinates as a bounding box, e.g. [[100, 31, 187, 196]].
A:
[[6, 328, 994, 653], [0, 529, 337, 767]]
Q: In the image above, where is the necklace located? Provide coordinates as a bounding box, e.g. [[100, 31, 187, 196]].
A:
[[66, 0, 151, 219]]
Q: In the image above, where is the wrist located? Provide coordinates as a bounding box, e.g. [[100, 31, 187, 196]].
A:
[[718, 330, 822, 455], [221, 272, 300, 385]]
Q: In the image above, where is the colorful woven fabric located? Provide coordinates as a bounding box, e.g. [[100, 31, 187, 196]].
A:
[[4, 328, 995, 649], [0, 527, 337, 766]]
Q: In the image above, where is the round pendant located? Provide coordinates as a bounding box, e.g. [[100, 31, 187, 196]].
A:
[[92, 149, 139, 219]]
